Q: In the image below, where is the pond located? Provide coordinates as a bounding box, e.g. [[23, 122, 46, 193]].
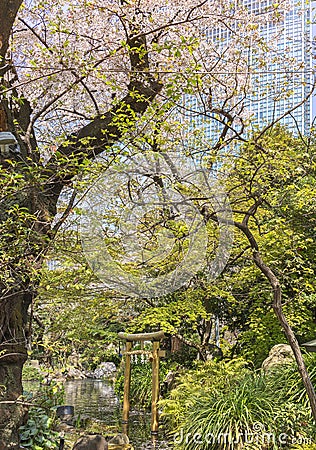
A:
[[64, 379, 171, 450]]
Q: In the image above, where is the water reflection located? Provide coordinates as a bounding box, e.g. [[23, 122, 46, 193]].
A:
[[65, 380, 120, 425], [65, 380, 171, 450]]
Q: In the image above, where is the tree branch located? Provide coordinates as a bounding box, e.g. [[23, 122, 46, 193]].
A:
[[44, 33, 163, 199]]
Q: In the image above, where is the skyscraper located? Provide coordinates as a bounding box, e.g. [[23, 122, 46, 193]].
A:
[[182, 0, 315, 147], [245, 0, 316, 135]]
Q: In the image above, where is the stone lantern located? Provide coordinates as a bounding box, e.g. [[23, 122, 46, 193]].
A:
[[301, 339, 316, 352], [0, 131, 18, 156]]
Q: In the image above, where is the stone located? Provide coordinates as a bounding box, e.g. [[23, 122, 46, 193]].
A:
[[85, 371, 95, 379], [72, 435, 108, 450], [29, 359, 40, 369], [262, 344, 295, 371], [93, 362, 117, 379], [56, 422, 74, 432], [108, 433, 129, 445], [66, 368, 86, 380], [162, 370, 176, 394]]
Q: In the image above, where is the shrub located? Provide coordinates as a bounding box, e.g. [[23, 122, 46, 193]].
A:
[[160, 358, 251, 431], [20, 379, 65, 450], [160, 358, 316, 450], [19, 407, 59, 450], [81, 346, 121, 370], [292, 445, 316, 450]]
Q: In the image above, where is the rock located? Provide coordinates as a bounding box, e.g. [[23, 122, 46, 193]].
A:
[[56, 421, 75, 432], [262, 344, 295, 371], [29, 359, 40, 369], [66, 368, 86, 380], [85, 371, 95, 379], [72, 435, 108, 450], [93, 362, 117, 379], [44, 370, 66, 383], [68, 349, 82, 368], [108, 434, 129, 445], [162, 370, 177, 395]]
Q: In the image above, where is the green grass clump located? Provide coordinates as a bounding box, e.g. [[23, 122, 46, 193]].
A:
[[160, 357, 316, 450]]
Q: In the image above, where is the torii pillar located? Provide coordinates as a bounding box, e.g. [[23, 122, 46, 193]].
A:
[[118, 331, 165, 435]]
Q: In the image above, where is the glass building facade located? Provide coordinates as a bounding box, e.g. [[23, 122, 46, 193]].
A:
[[182, 0, 316, 147], [245, 0, 316, 134]]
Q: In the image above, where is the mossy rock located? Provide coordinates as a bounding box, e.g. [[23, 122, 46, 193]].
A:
[[61, 431, 82, 450], [262, 344, 294, 371]]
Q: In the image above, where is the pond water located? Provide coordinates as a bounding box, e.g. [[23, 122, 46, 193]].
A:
[[64, 379, 171, 450]]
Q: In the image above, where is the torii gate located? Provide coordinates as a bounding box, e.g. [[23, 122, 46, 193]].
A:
[[118, 331, 165, 435]]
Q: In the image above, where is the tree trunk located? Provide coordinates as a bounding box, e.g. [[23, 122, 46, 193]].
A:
[[223, 211, 316, 420], [0, 292, 30, 450], [197, 318, 212, 360], [253, 250, 316, 420]]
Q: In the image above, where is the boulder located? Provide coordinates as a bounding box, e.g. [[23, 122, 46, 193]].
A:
[[262, 344, 295, 371], [72, 435, 108, 450], [72, 434, 130, 450], [108, 434, 129, 445], [162, 370, 177, 394], [66, 367, 86, 380], [85, 370, 95, 379], [93, 362, 117, 379]]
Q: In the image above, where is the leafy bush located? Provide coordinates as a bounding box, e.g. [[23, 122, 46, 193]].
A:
[[36, 378, 65, 409], [160, 358, 316, 450], [20, 379, 65, 450], [292, 445, 316, 450], [81, 344, 121, 370], [238, 296, 316, 368], [165, 343, 198, 368], [160, 358, 251, 431], [20, 407, 59, 450]]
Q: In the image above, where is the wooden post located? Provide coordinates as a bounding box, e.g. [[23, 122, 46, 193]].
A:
[[118, 331, 165, 436], [122, 341, 132, 425], [151, 340, 160, 435]]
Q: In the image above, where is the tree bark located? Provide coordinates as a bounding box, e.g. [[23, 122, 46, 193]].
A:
[[0, 0, 32, 439], [0, 293, 29, 450], [253, 250, 316, 420], [0, 0, 23, 61], [0, 180, 50, 448]]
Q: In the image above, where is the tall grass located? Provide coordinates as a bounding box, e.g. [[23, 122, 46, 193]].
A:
[[160, 357, 316, 450], [115, 360, 171, 408]]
